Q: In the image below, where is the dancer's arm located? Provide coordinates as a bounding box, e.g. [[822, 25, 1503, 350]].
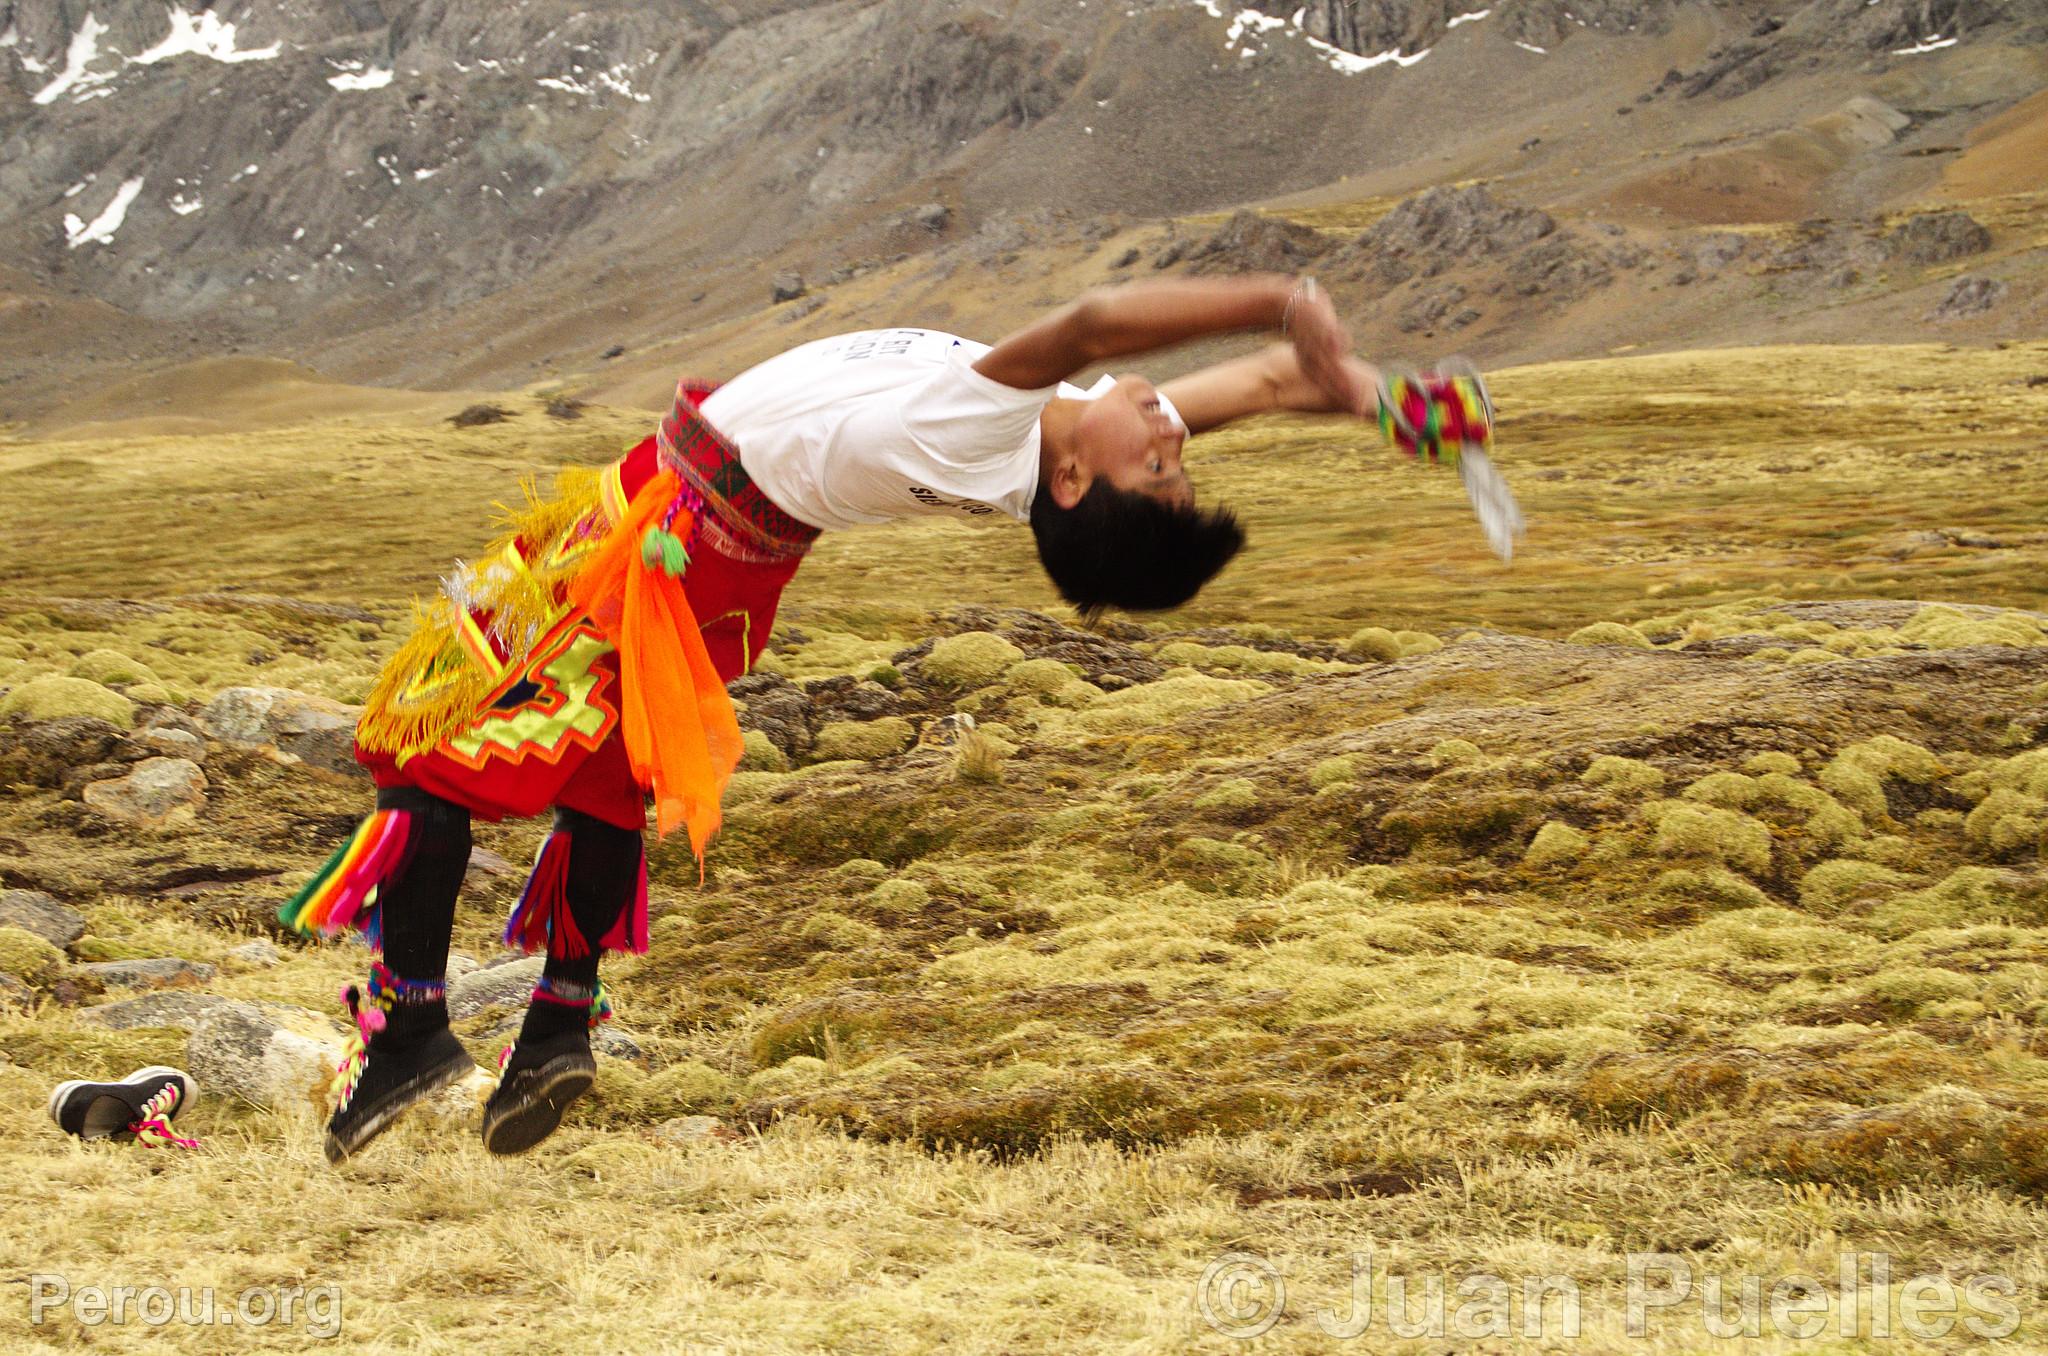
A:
[[1158, 344, 1382, 437], [973, 276, 1368, 416]]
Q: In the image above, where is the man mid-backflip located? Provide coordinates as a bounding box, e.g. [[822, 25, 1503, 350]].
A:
[[282, 273, 1494, 1163]]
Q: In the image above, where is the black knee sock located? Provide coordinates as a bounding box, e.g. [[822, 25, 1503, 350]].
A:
[[521, 807, 640, 1044], [371, 786, 471, 986]]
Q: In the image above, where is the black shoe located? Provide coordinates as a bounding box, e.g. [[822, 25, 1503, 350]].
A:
[[480, 1031, 596, 1155], [324, 1017, 475, 1165], [49, 1066, 198, 1144]]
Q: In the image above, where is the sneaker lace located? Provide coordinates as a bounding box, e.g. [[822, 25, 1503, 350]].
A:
[[331, 966, 396, 1112], [127, 1082, 199, 1149]]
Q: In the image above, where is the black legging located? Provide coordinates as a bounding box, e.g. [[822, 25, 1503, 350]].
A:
[[369, 788, 641, 986]]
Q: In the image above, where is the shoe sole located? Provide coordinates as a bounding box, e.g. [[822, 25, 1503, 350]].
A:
[[480, 1058, 596, 1156], [49, 1066, 199, 1138], [323, 1051, 475, 1165]]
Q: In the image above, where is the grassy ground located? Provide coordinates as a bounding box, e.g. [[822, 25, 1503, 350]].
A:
[[0, 344, 2045, 1352]]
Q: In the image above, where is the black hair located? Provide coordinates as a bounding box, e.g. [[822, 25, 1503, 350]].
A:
[[1029, 479, 1245, 618]]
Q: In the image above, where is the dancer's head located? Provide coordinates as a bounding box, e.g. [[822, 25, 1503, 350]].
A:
[[1031, 376, 1244, 617]]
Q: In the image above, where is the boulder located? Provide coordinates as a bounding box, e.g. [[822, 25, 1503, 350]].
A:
[[0, 715, 122, 787], [77, 956, 216, 990], [81, 758, 207, 828], [1931, 275, 2007, 321], [199, 687, 361, 773], [187, 1006, 346, 1109], [77, 991, 262, 1031], [449, 955, 544, 1019], [1885, 211, 1990, 266], [446, 952, 481, 982], [912, 202, 950, 232], [0, 889, 87, 948], [136, 727, 205, 759], [771, 272, 807, 303]]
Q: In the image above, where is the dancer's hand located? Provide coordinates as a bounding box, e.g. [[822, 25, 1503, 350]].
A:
[[1283, 280, 1371, 418]]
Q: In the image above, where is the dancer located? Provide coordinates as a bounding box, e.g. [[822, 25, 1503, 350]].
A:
[[280, 274, 1494, 1162]]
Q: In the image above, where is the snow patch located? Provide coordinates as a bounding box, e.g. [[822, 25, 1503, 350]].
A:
[[63, 178, 94, 199], [1447, 9, 1491, 27], [1513, 40, 1548, 54], [131, 8, 281, 65], [329, 65, 393, 90], [169, 193, 202, 215], [32, 13, 112, 105], [63, 175, 144, 248], [1891, 35, 1958, 54], [1190, 1, 1428, 75], [413, 165, 440, 181]]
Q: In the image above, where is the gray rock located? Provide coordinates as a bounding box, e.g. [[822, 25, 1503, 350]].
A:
[[594, 1026, 643, 1060], [771, 271, 807, 303], [78, 957, 217, 990], [1885, 211, 1990, 266], [78, 992, 262, 1031], [654, 1115, 738, 1145], [449, 955, 544, 1019], [224, 938, 282, 970], [0, 972, 33, 1011], [187, 1007, 345, 1109], [199, 687, 361, 773], [1931, 275, 2007, 321], [912, 202, 950, 232], [446, 952, 481, 982], [0, 889, 87, 947], [81, 758, 208, 827], [137, 727, 205, 759]]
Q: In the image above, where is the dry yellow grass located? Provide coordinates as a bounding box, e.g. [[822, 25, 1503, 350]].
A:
[[1, 343, 2045, 1352]]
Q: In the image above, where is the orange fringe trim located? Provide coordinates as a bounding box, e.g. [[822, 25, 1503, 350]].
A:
[[565, 469, 742, 865]]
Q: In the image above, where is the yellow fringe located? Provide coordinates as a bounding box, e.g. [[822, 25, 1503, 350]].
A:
[[356, 468, 608, 763]]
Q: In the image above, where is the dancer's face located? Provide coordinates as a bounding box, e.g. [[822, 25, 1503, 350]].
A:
[[1072, 375, 1191, 508]]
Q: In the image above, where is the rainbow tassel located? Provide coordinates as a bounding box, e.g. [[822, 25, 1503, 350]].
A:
[[597, 852, 650, 956], [279, 809, 416, 947], [502, 830, 585, 958]]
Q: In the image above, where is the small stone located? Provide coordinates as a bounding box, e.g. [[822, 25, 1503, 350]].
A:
[[594, 1026, 643, 1060], [138, 728, 204, 758], [81, 757, 207, 827], [0, 889, 88, 948], [78, 957, 217, 990], [224, 938, 282, 970], [449, 955, 545, 1019], [771, 272, 806, 303], [0, 972, 33, 1011], [199, 687, 361, 774], [466, 847, 516, 882], [653, 1114, 740, 1145], [600, 344, 626, 360], [188, 1007, 345, 1109], [912, 202, 950, 232]]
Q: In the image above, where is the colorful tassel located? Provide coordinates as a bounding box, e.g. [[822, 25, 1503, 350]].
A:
[[597, 851, 651, 956], [640, 526, 691, 578], [502, 830, 585, 958], [278, 809, 416, 947]]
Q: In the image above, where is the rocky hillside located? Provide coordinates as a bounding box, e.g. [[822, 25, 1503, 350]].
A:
[[3, 0, 2043, 421]]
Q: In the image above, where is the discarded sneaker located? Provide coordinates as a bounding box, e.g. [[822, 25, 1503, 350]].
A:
[[480, 978, 608, 1155], [48, 1066, 200, 1148], [324, 964, 475, 1165]]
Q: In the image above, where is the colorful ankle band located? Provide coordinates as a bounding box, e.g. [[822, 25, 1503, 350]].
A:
[[531, 976, 613, 1028]]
